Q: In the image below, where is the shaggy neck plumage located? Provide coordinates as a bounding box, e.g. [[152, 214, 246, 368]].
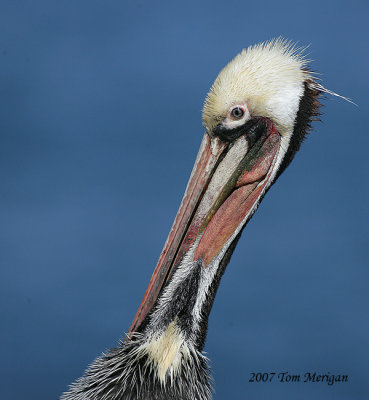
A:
[[60, 250, 246, 400]]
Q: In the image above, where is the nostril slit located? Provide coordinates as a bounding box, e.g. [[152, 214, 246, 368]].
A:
[[245, 118, 268, 148]]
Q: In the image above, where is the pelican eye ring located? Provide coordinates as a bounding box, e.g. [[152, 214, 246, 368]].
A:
[[231, 107, 244, 119]]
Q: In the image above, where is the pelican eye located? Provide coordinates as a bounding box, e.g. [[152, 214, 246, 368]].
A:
[[230, 107, 244, 119]]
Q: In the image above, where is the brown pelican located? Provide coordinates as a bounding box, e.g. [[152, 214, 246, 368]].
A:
[[61, 39, 345, 400]]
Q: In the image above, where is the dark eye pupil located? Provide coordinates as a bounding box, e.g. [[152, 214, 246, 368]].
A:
[[231, 107, 244, 119]]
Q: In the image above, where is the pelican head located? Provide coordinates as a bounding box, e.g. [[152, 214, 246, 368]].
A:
[[61, 39, 342, 400]]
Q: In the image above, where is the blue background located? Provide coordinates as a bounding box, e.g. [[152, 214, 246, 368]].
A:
[[1, 1, 368, 399]]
